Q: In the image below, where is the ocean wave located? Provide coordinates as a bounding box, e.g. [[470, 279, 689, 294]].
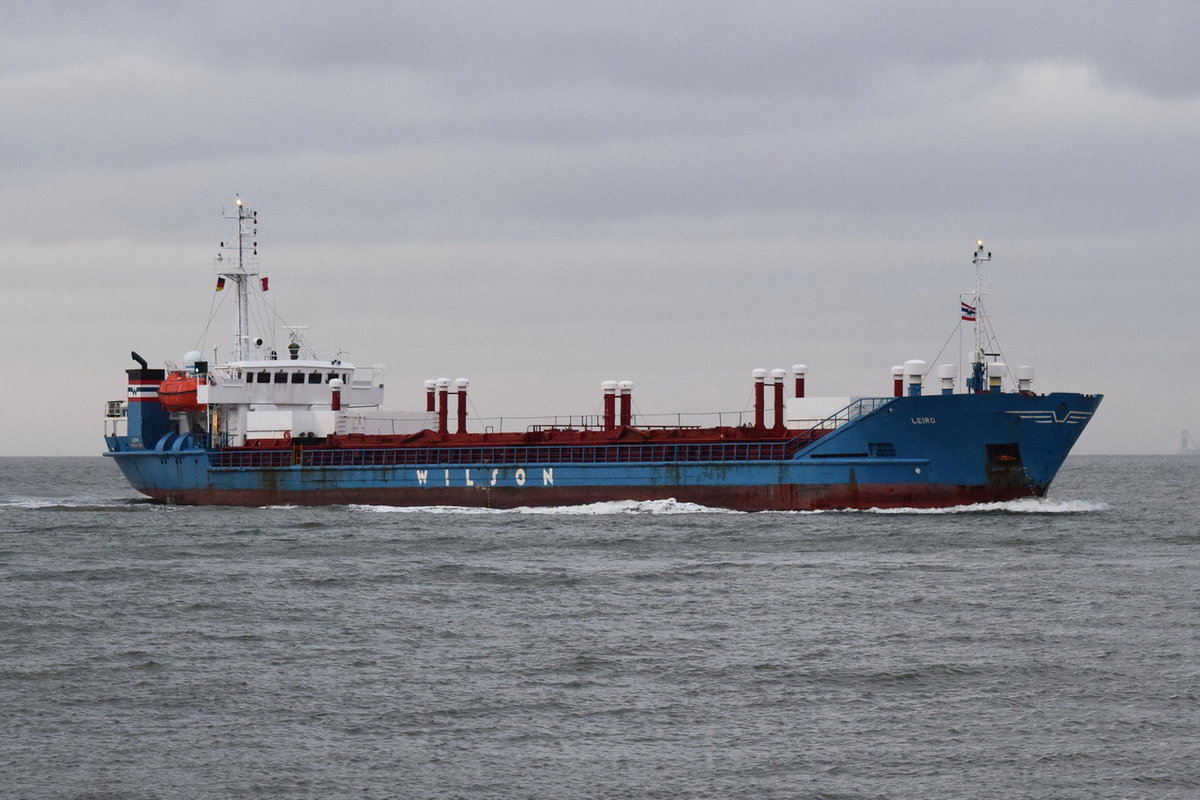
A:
[[342, 496, 1108, 515], [518, 498, 729, 515], [0, 497, 148, 510], [862, 498, 1109, 515], [348, 498, 733, 515]]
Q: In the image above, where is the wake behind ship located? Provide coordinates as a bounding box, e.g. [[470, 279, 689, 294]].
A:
[[104, 199, 1101, 510]]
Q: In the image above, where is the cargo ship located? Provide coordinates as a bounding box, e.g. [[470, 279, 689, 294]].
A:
[[103, 198, 1101, 510]]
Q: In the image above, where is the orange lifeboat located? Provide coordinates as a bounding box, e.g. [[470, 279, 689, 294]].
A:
[[159, 371, 205, 412]]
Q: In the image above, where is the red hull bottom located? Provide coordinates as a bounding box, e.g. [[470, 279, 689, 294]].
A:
[[139, 482, 1045, 511]]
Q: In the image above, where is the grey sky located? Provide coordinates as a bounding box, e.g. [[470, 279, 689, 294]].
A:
[[3, 1, 1197, 456]]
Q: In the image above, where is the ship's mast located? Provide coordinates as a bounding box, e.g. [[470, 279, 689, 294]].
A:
[[968, 240, 991, 393], [216, 196, 259, 362]]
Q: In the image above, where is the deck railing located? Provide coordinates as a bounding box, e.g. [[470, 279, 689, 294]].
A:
[[209, 398, 894, 470], [212, 440, 792, 469], [783, 396, 891, 456]]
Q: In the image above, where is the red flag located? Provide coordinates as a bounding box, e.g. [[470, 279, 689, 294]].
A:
[[215, 277, 226, 292], [260, 277, 269, 292]]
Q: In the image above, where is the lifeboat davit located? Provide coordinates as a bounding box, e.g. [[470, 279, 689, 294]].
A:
[[159, 371, 204, 412]]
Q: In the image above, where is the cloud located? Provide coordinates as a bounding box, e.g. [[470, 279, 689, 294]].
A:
[[3, 1, 1199, 455]]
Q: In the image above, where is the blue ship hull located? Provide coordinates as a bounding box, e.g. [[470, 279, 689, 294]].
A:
[[105, 392, 1101, 510]]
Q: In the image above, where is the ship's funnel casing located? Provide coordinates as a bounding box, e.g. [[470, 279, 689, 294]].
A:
[[125, 366, 170, 447]]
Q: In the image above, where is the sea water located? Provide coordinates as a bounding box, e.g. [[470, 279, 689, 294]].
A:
[[1, 456, 1196, 799]]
